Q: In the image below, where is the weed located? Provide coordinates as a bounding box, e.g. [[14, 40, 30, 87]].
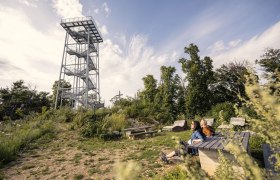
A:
[[73, 174, 84, 180], [73, 153, 83, 164], [41, 166, 49, 174], [98, 157, 109, 161], [22, 164, 36, 170], [88, 168, 100, 175]]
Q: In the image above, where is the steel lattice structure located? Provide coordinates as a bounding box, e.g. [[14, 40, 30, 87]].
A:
[[55, 17, 104, 109]]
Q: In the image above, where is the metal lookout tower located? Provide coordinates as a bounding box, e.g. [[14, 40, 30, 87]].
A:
[[55, 17, 104, 109]]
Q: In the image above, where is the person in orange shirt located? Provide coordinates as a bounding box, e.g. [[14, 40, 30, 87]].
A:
[[200, 119, 215, 137]]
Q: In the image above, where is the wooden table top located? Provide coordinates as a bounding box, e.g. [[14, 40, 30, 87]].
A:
[[188, 131, 250, 152], [123, 125, 153, 132]]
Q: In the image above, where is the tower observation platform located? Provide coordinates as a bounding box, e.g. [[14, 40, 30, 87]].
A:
[[55, 17, 104, 109]]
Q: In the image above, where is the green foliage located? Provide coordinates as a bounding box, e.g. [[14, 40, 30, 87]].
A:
[[214, 150, 237, 180], [240, 105, 260, 119], [225, 141, 264, 180], [73, 174, 84, 180], [179, 44, 214, 118], [72, 108, 99, 129], [207, 102, 235, 126], [256, 48, 280, 83], [0, 116, 55, 165], [212, 62, 249, 105], [250, 135, 265, 166], [102, 113, 128, 132], [54, 107, 75, 122], [80, 120, 103, 138], [0, 80, 51, 120], [159, 166, 188, 180], [114, 161, 141, 180], [250, 135, 265, 152], [140, 74, 158, 105], [51, 80, 72, 108]]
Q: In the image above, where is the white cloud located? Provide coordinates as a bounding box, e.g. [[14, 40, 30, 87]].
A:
[[18, 0, 38, 7], [0, 3, 177, 106], [210, 21, 280, 68], [0, 5, 64, 92], [94, 8, 99, 14], [228, 39, 242, 47], [99, 34, 178, 105], [100, 25, 108, 35], [207, 39, 243, 54], [102, 2, 111, 17], [52, 0, 83, 18], [207, 41, 226, 54]]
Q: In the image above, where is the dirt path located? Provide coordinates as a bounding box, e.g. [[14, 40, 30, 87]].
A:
[[2, 125, 175, 179]]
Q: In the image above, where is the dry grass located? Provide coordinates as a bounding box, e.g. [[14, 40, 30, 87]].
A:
[[1, 123, 191, 179]]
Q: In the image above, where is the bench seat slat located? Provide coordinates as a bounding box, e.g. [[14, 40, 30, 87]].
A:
[[204, 138, 221, 150], [212, 140, 223, 150], [242, 133, 250, 150], [198, 139, 214, 148]]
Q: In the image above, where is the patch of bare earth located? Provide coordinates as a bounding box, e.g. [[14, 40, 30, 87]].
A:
[[2, 126, 176, 179]]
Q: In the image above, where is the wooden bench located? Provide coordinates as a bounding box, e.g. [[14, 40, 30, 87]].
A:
[[188, 132, 250, 176], [123, 125, 153, 137], [162, 120, 186, 132], [124, 126, 156, 139], [263, 144, 280, 175], [217, 117, 246, 129], [128, 130, 157, 140], [204, 118, 214, 126]]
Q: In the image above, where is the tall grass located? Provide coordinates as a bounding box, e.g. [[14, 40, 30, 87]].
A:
[[0, 114, 55, 166]]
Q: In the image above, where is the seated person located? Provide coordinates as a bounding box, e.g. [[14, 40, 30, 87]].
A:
[[161, 121, 205, 163], [200, 119, 215, 137]]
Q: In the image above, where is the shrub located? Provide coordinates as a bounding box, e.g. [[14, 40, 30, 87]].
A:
[[207, 102, 235, 127], [73, 108, 94, 129], [54, 107, 75, 122], [114, 161, 141, 180], [0, 118, 55, 165], [159, 166, 188, 180], [102, 113, 128, 132], [214, 150, 238, 180]]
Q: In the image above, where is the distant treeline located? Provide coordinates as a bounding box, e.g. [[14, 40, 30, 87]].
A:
[[0, 44, 279, 123]]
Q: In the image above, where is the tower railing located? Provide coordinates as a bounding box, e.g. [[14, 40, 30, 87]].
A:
[[55, 16, 103, 109]]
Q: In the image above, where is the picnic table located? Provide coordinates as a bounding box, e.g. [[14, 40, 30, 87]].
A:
[[217, 117, 246, 129], [188, 132, 250, 176], [123, 125, 156, 139], [162, 120, 187, 132]]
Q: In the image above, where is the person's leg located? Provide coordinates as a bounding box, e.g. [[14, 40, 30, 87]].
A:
[[166, 151, 176, 158]]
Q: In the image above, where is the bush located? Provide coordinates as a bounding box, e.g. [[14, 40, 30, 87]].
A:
[[54, 107, 75, 122], [0, 117, 55, 165], [207, 102, 235, 127], [102, 113, 128, 132], [160, 166, 188, 180], [240, 106, 261, 119], [80, 120, 103, 138], [72, 108, 94, 129], [249, 134, 265, 166]]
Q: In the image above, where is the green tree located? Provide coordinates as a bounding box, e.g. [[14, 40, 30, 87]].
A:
[[179, 44, 214, 118], [140, 75, 158, 105], [256, 48, 280, 95], [52, 80, 72, 108], [256, 48, 280, 82], [154, 66, 182, 123], [0, 80, 50, 120], [212, 62, 249, 105]]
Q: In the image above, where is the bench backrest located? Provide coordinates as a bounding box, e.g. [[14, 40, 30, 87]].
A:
[[173, 120, 186, 127], [230, 117, 245, 126], [204, 118, 214, 126]]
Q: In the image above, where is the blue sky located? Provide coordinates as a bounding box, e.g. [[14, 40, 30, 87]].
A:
[[0, 0, 280, 105]]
